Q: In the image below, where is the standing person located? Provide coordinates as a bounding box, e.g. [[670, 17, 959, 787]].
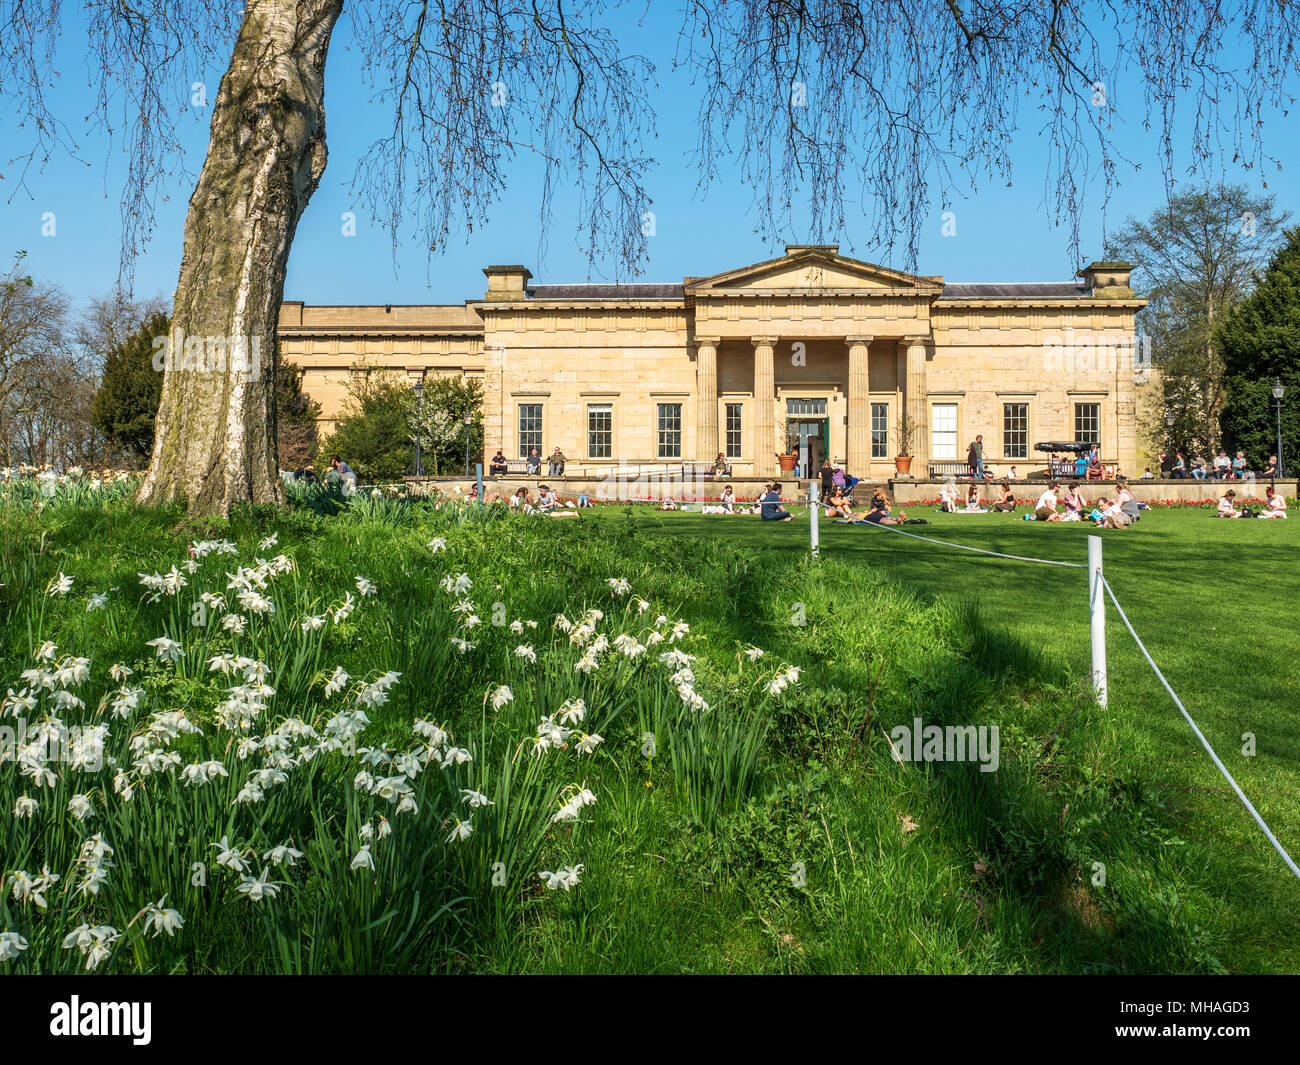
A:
[[966, 435, 984, 480], [1158, 450, 1173, 477], [760, 482, 793, 522], [548, 447, 567, 476], [819, 459, 835, 498]]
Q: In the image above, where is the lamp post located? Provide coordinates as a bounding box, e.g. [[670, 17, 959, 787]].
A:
[[463, 411, 473, 477], [413, 381, 424, 477], [1273, 377, 1286, 477]]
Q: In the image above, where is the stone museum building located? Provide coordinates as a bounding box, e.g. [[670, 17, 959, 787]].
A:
[[278, 244, 1150, 479]]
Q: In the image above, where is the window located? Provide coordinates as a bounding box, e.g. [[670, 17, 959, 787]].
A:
[[871, 403, 889, 458], [786, 397, 827, 416], [657, 403, 682, 458], [725, 403, 743, 459], [1003, 403, 1028, 459], [1074, 402, 1100, 446], [517, 403, 542, 458], [587, 403, 612, 459], [931, 403, 958, 459]]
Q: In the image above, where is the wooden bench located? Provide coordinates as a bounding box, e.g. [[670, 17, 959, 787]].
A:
[[928, 461, 970, 478], [488, 460, 535, 476], [682, 461, 721, 479]]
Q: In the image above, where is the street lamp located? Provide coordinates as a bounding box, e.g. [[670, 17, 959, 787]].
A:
[[1273, 377, 1285, 477], [413, 381, 424, 477], [463, 410, 473, 477]]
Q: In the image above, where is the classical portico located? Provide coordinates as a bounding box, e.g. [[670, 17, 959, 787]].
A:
[[278, 244, 1149, 481]]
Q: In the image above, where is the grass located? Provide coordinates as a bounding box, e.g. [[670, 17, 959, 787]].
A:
[[1, 486, 1297, 974]]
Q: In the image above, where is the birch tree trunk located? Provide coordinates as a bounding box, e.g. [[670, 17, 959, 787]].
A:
[[137, 0, 342, 516]]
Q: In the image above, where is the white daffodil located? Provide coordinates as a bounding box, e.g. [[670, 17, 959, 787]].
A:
[[109, 663, 134, 683], [67, 793, 94, 821], [221, 614, 248, 634], [427, 537, 447, 552], [145, 636, 183, 662], [446, 818, 473, 843], [0, 931, 29, 960], [236, 868, 280, 902], [86, 592, 109, 612], [670, 621, 690, 642], [743, 646, 765, 662], [513, 644, 537, 664], [537, 864, 584, 891], [263, 847, 304, 868], [557, 698, 586, 725], [351, 844, 375, 871], [509, 619, 524, 634], [212, 836, 250, 873], [490, 685, 514, 710], [324, 666, 349, 698], [355, 576, 377, 597], [258, 533, 278, 550], [634, 598, 650, 614], [46, 572, 74, 596], [606, 577, 631, 596], [142, 896, 185, 937], [460, 789, 494, 808], [36, 640, 57, 661], [575, 733, 604, 755], [13, 795, 37, 819], [301, 614, 325, 631]]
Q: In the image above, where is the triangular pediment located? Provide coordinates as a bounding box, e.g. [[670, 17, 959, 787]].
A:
[[685, 246, 943, 295]]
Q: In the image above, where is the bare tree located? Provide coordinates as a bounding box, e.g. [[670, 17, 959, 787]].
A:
[[0, 252, 71, 466], [2, 1, 1297, 513]]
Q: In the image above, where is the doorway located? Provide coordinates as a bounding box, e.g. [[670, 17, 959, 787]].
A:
[[786, 397, 828, 478]]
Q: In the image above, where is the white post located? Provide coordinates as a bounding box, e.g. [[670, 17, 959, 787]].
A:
[[809, 480, 820, 558], [1088, 534, 1107, 707]]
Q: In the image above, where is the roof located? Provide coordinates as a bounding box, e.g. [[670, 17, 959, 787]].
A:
[[940, 282, 1089, 298], [525, 284, 684, 300]]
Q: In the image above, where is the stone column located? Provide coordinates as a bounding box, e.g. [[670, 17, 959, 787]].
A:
[[695, 338, 719, 461], [752, 337, 777, 477], [846, 336, 873, 475], [904, 337, 928, 471]]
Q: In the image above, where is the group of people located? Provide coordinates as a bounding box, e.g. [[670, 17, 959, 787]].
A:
[[1160, 450, 1279, 481], [285, 455, 357, 489], [1217, 485, 1288, 518], [505, 484, 591, 514], [1026, 480, 1145, 528], [489, 447, 568, 476]]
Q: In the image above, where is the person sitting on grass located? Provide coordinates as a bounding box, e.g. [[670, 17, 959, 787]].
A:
[[1217, 489, 1242, 518], [962, 484, 988, 512], [853, 488, 907, 525], [577, 493, 593, 508], [510, 487, 531, 508], [825, 485, 854, 520], [1061, 481, 1086, 521], [1033, 482, 1064, 521], [992, 481, 1016, 512], [939, 480, 960, 513], [1093, 497, 1132, 529], [536, 485, 559, 511], [1262, 485, 1288, 518], [760, 482, 793, 521], [657, 498, 679, 511], [720, 484, 736, 512]]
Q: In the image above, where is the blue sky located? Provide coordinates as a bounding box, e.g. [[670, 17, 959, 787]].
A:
[[2, 6, 1296, 311]]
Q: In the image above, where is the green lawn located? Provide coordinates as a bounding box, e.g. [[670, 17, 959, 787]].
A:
[[616, 504, 1300, 969], [2, 490, 1297, 974]]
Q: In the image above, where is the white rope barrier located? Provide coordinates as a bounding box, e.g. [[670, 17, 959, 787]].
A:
[[1099, 573, 1300, 883], [853, 517, 1087, 568]]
